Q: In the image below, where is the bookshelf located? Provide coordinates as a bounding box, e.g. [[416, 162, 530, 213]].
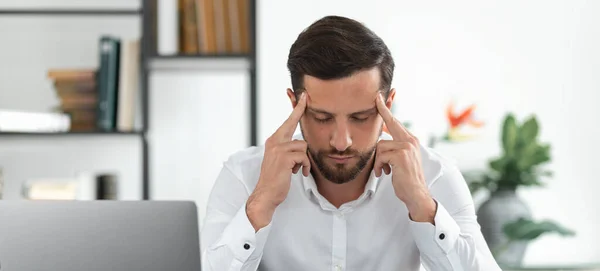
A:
[[0, 0, 258, 200]]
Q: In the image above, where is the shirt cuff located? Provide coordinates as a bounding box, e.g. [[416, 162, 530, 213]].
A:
[[216, 202, 272, 262], [409, 199, 460, 257]]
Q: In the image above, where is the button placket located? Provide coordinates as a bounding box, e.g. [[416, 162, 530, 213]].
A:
[[331, 211, 347, 271]]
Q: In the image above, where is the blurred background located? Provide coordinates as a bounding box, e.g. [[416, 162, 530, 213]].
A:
[[0, 0, 598, 268]]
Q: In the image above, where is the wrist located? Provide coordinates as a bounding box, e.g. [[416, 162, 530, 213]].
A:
[[246, 191, 277, 231], [406, 194, 437, 224]]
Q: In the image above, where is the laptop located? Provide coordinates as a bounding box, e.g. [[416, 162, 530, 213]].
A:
[[0, 200, 201, 271]]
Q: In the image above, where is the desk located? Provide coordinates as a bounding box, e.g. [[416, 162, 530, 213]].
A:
[[502, 263, 600, 271]]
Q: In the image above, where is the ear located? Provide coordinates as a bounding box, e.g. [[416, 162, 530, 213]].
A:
[[386, 88, 396, 110], [287, 88, 298, 108]]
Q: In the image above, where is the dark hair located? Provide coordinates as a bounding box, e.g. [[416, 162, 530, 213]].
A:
[[287, 15, 395, 99]]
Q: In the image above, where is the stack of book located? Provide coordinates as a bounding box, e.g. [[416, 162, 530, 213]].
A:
[[47, 69, 98, 131], [46, 35, 140, 132]]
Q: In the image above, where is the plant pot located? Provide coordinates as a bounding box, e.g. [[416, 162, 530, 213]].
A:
[[476, 188, 531, 266]]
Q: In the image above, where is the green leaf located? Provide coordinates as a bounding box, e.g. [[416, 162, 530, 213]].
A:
[[537, 169, 553, 177], [489, 157, 507, 172], [503, 218, 575, 241], [518, 144, 551, 170], [519, 116, 539, 146], [519, 171, 544, 187], [502, 114, 518, 156]]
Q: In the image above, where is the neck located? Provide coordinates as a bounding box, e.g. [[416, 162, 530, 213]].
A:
[[312, 160, 374, 209]]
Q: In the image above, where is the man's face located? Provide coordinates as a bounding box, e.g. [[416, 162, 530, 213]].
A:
[[288, 67, 394, 184]]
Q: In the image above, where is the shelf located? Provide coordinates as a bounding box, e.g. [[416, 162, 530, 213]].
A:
[[0, 9, 141, 16], [0, 131, 143, 136], [147, 55, 252, 71]]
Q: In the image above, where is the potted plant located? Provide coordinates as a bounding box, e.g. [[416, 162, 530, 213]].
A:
[[465, 113, 574, 267]]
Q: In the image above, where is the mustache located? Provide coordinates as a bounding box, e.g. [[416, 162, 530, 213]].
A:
[[318, 148, 359, 156]]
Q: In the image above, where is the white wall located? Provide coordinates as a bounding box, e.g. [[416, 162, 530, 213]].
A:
[[148, 70, 249, 226], [257, 0, 600, 265]]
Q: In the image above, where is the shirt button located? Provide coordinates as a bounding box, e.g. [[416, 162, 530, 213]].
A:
[[243, 243, 251, 250], [439, 233, 445, 240]]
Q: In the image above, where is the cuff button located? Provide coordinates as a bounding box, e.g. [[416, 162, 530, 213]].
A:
[[244, 243, 251, 250], [439, 233, 445, 240]]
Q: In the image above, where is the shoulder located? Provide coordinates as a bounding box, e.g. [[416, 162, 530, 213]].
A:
[[419, 144, 465, 186], [220, 144, 265, 191], [420, 144, 474, 210]]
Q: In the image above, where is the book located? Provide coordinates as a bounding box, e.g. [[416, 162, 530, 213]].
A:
[[96, 36, 121, 131], [47, 69, 96, 82], [117, 39, 140, 131], [158, 0, 179, 55]]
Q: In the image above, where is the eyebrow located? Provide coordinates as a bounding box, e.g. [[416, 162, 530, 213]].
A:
[[307, 106, 377, 116]]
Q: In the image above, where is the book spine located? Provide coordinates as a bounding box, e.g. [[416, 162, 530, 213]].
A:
[[96, 36, 121, 131]]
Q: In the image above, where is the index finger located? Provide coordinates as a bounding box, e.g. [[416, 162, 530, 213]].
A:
[[276, 92, 307, 140], [375, 93, 411, 141]]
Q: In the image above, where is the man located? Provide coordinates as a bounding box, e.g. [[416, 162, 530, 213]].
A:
[[201, 15, 501, 271]]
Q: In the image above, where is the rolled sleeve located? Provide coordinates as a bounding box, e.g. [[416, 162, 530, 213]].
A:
[[213, 202, 272, 263], [409, 200, 461, 257]]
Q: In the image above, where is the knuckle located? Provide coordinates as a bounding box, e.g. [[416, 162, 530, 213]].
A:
[[408, 137, 418, 146], [271, 144, 282, 153], [266, 136, 277, 147], [376, 142, 384, 152], [400, 142, 413, 151]]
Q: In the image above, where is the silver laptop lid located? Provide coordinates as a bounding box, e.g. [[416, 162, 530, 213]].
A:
[[0, 200, 200, 271]]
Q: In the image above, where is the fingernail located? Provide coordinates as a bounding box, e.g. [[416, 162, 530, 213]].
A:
[[302, 92, 307, 101]]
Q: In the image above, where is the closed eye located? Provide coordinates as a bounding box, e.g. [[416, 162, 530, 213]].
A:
[[351, 115, 370, 123], [315, 117, 333, 123]]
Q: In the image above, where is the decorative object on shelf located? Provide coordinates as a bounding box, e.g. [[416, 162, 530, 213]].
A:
[[428, 99, 485, 148], [21, 172, 118, 201], [464, 113, 574, 266], [96, 173, 118, 200], [0, 109, 71, 133]]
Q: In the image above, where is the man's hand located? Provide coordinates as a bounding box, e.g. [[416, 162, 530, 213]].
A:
[[374, 94, 437, 224], [246, 92, 310, 231]]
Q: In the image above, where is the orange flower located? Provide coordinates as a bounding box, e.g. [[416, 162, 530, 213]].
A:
[[446, 101, 484, 129]]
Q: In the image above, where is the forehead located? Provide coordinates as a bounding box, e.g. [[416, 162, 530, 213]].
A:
[[303, 67, 380, 113]]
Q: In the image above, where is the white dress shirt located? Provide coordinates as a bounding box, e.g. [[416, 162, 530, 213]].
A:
[[201, 132, 501, 271]]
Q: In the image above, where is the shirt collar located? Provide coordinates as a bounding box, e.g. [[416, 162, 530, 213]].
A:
[[300, 167, 381, 198]]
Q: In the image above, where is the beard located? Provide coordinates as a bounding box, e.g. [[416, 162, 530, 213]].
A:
[[300, 124, 382, 184], [308, 145, 376, 184]]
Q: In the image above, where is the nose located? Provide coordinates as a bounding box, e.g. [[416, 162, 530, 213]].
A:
[[330, 120, 352, 152]]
